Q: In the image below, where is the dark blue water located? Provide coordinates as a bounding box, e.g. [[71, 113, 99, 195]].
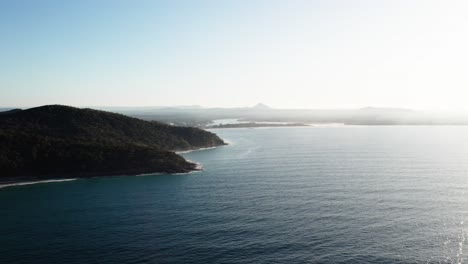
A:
[[2, 126, 468, 263]]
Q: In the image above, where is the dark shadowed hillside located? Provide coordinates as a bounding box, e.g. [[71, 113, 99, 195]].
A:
[[0, 105, 225, 181]]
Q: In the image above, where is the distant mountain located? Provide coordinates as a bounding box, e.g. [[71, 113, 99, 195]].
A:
[[252, 103, 272, 109], [0, 105, 225, 181], [358, 106, 413, 112]]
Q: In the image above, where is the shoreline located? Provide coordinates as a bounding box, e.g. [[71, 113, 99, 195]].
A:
[[176, 146, 218, 154], [0, 168, 200, 189], [0, 144, 224, 189], [0, 178, 78, 189], [206, 123, 309, 129]]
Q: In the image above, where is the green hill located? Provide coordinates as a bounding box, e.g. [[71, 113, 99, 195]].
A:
[[0, 105, 225, 181]]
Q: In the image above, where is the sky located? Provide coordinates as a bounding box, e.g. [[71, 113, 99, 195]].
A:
[[1, 0, 468, 111]]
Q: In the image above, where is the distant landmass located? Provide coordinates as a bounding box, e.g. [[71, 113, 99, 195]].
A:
[[117, 104, 468, 127], [208, 122, 308, 129], [0, 105, 226, 182]]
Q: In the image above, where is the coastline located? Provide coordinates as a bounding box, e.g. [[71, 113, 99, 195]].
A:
[[0, 178, 78, 189], [0, 143, 224, 189], [206, 123, 309, 129], [175, 146, 218, 154]]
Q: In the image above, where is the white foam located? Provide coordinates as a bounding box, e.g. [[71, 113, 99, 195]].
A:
[[175, 146, 218, 154], [135, 172, 163, 177], [134, 159, 204, 176], [185, 160, 204, 171], [222, 139, 234, 145], [0, 178, 77, 189], [173, 169, 204, 175]]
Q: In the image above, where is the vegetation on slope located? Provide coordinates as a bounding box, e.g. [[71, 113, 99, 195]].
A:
[[0, 105, 225, 180]]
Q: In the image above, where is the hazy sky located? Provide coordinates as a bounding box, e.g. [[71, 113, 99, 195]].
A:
[[1, 0, 468, 110]]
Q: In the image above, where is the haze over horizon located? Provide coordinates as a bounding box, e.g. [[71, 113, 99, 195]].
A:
[[0, 103, 461, 114], [2, 1, 468, 112]]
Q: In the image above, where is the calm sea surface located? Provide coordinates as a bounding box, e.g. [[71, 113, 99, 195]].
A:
[[2, 126, 468, 263]]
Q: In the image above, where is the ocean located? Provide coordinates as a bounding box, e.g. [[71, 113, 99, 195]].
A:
[[2, 126, 468, 263]]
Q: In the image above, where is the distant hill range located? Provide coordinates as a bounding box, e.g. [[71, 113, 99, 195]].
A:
[[111, 104, 468, 127], [0, 105, 225, 181], [251, 103, 272, 110]]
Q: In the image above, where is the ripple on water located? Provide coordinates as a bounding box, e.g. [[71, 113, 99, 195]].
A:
[[2, 127, 468, 263]]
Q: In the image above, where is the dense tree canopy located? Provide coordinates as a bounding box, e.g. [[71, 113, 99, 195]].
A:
[[0, 105, 225, 180]]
